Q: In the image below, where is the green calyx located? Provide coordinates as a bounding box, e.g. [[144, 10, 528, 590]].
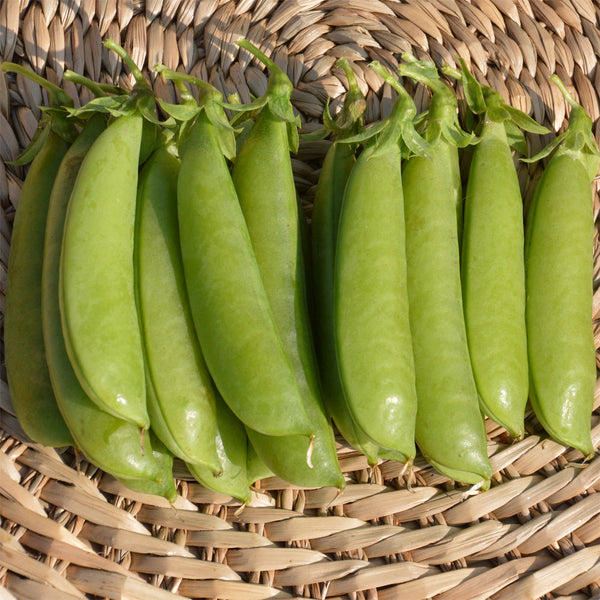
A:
[[228, 38, 301, 153], [523, 76, 600, 182], [443, 58, 549, 154], [341, 61, 430, 160], [398, 52, 475, 149], [1, 61, 78, 164], [64, 40, 162, 127], [324, 58, 367, 138], [302, 58, 366, 143], [155, 65, 236, 161]]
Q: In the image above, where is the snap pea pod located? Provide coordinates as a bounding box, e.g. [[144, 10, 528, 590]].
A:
[[450, 58, 549, 440], [231, 40, 343, 488], [310, 58, 378, 464], [462, 118, 528, 438], [400, 57, 492, 487], [41, 114, 175, 497], [135, 141, 220, 473], [60, 42, 154, 429], [334, 63, 423, 465], [60, 110, 147, 428], [2, 62, 75, 447], [524, 77, 599, 458], [187, 397, 252, 504], [157, 69, 312, 438]]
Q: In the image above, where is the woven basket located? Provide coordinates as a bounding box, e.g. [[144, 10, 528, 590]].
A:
[[2, 1, 600, 599]]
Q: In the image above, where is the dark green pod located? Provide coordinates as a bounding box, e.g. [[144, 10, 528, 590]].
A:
[[5, 126, 74, 447], [311, 139, 378, 464]]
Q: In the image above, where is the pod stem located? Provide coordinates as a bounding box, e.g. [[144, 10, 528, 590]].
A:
[[551, 75, 578, 110], [153, 65, 215, 106], [104, 39, 150, 91], [64, 69, 125, 97], [370, 61, 415, 114], [235, 38, 295, 108], [237, 39, 287, 82], [1, 62, 74, 108]]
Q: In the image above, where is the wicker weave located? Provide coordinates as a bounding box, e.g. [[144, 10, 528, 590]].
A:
[[1, 1, 600, 598]]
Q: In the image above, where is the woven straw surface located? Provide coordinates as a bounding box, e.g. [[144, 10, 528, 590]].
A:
[[1, 1, 600, 599]]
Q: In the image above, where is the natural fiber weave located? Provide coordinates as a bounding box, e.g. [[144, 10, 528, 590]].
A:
[[2, 1, 600, 598]]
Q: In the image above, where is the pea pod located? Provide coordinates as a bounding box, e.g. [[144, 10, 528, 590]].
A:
[[41, 113, 175, 499], [524, 77, 599, 458], [231, 40, 343, 488], [155, 68, 312, 438], [310, 59, 378, 464], [187, 397, 252, 504], [334, 63, 424, 465], [135, 141, 220, 473], [2, 62, 75, 447], [399, 57, 491, 487], [60, 41, 153, 429], [450, 58, 549, 440]]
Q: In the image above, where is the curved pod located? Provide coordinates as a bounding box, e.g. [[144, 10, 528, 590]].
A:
[[42, 116, 173, 493], [4, 128, 73, 447], [177, 111, 312, 438], [60, 112, 149, 429], [233, 107, 343, 488]]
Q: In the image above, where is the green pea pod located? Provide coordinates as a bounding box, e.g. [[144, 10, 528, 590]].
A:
[[524, 77, 599, 458], [310, 59, 378, 464], [399, 58, 492, 487], [60, 111, 148, 429], [2, 62, 76, 447], [334, 63, 424, 466], [41, 114, 174, 494], [187, 397, 252, 504], [462, 118, 528, 439], [231, 41, 343, 488], [115, 433, 178, 503], [135, 142, 220, 473], [168, 74, 312, 438], [448, 58, 547, 440]]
